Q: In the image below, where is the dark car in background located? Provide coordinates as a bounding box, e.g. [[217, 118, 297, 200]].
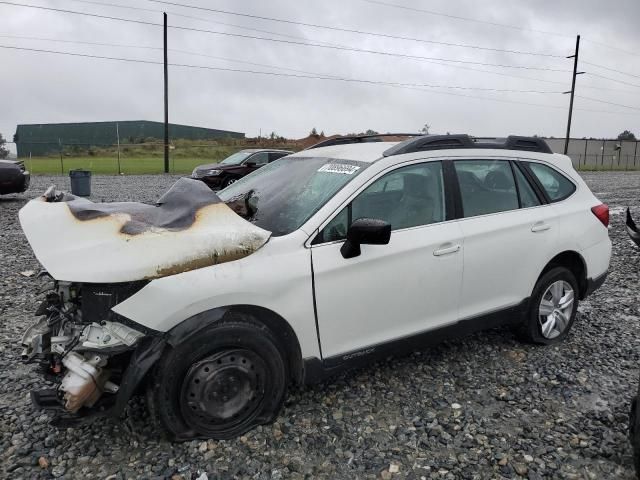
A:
[[0, 159, 30, 195], [192, 149, 292, 189]]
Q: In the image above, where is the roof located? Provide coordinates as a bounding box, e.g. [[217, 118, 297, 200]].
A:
[[292, 142, 398, 162], [241, 148, 293, 153]]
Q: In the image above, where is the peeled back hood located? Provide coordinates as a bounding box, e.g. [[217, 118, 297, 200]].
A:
[[19, 178, 271, 282]]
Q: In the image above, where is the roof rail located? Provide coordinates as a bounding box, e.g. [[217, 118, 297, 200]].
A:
[[382, 134, 553, 156], [305, 133, 422, 150]]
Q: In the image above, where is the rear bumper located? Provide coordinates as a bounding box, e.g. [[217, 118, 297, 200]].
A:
[[584, 271, 607, 298]]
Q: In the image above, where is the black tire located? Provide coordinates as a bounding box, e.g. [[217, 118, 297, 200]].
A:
[[147, 314, 288, 441], [521, 266, 579, 345], [222, 177, 239, 188]]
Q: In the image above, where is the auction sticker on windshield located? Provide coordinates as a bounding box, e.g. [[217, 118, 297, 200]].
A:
[[317, 164, 361, 175]]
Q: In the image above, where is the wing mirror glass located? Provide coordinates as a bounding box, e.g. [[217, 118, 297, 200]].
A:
[[245, 161, 257, 167], [340, 218, 391, 259]]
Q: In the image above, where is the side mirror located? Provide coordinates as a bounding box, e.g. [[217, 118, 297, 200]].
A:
[[340, 218, 391, 259], [246, 161, 257, 167]]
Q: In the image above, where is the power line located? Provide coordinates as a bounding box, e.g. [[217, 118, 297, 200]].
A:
[[0, 2, 572, 88], [3, 32, 581, 93], [0, 34, 567, 92], [2, 43, 637, 117], [582, 39, 640, 59], [66, 0, 343, 48], [0, 1, 570, 73], [581, 60, 640, 80], [148, 0, 565, 58], [362, 0, 574, 39], [0, 44, 565, 94], [577, 95, 640, 112], [586, 72, 640, 89]]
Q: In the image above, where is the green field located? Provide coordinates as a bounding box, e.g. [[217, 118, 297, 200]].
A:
[[24, 155, 225, 175], [23, 141, 302, 174]]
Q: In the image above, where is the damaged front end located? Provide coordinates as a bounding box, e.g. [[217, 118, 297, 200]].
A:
[[22, 279, 165, 426], [18, 178, 272, 426]]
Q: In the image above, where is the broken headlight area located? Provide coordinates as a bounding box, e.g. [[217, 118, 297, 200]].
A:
[[22, 280, 152, 423]]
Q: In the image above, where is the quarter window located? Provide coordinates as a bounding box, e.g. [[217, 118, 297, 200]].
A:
[[513, 165, 541, 208], [316, 162, 445, 243], [454, 160, 518, 217], [527, 162, 576, 202]]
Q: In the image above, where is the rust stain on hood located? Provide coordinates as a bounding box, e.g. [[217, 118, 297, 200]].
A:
[[19, 179, 271, 283]]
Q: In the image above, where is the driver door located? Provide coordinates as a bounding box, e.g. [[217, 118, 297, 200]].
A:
[[310, 161, 464, 359]]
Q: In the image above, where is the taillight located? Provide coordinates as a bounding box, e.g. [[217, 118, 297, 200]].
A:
[[591, 204, 609, 227]]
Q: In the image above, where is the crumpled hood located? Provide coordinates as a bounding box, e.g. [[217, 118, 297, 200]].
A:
[[19, 178, 271, 282]]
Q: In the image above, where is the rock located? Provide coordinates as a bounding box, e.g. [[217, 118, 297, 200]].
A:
[[514, 463, 528, 476], [51, 465, 66, 478], [38, 456, 49, 469]]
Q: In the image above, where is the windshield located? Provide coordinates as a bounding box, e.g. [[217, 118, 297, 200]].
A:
[[219, 151, 253, 166], [218, 157, 368, 236]]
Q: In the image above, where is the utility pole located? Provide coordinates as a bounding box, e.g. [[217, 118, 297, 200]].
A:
[[163, 12, 169, 173], [563, 35, 584, 154]]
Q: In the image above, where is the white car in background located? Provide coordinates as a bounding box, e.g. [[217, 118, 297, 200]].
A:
[[19, 134, 610, 441]]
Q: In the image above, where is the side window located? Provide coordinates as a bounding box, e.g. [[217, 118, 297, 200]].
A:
[[315, 162, 445, 243], [527, 162, 576, 202], [268, 152, 288, 162], [249, 152, 269, 165], [513, 164, 541, 208], [454, 160, 518, 217]]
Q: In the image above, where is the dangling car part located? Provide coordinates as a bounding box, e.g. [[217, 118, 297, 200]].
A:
[[627, 208, 640, 248]]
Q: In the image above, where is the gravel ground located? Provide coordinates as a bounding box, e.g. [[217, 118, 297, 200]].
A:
[[1, 172, 639, 480]]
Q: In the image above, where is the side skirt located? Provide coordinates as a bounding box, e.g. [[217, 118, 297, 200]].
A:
[[302, 298, 529, 385]]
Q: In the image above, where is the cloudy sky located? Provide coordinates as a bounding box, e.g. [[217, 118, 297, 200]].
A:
[[1, 0, 639, 150]]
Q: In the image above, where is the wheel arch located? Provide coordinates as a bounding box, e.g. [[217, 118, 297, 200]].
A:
[[536, 250, 588, 299], [166, 304, 304, 384]]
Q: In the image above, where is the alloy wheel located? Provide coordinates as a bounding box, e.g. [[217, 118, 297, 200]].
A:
[[538, 280, 575, 339]]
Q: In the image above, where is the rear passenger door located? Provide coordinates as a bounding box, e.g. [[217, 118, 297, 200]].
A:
[[452, 158, 557, 319]]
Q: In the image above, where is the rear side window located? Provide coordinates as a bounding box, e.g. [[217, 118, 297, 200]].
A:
[[250, 152, 269, 165], [268, 152, 288, 162], [526, 163, 576, 202], [454, 160, 518, 217]]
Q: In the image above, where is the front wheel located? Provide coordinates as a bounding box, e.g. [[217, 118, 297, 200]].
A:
[[222, 177, 238, 188], [148, 316, 288, 440], [521, 266, 579, 345]]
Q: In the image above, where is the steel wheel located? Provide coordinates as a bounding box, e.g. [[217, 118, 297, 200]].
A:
[[538, 280, 575, 339], [180, 349, 266, 436]]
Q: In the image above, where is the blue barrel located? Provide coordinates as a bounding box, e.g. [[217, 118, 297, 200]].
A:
[[69, 169, 92, 196]]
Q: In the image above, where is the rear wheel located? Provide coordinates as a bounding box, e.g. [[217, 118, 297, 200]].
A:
[[522, 267, 578, 345], [148, 316, 288, 440]]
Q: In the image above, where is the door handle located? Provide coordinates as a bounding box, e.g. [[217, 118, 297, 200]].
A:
[[433, 244, 461, 256], [531, 222, 551, 233]]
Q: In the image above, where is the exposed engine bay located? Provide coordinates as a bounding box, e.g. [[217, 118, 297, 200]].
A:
[[21, 278, 153, 421], [17, 179, 275, 426]]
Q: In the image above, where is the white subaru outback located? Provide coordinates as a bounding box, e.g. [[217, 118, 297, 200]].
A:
[[19, 134, 611, 440]]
